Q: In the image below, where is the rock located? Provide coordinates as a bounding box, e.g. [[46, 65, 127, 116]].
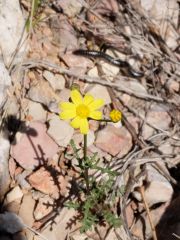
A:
[[0, 135, 11, 200], [144, 165, 173, 207], [28, 101, 47, 122], [140, 0, 179, 49], [34, 196, 53, 220], [101, 61, 120, 79], [86, 84, 111, 105], [27, 166, 70, 199], [5, 186, 23, 204], [142, 104, 171, 139], [51, 15, 78, 52], [18, 193, 35, 227], [61, 53, 93, 75], [15, 170, 32, 190], [9, 158, 17, 179], [0, 0, 26, 65], [166, 79, 179, 93], [53, 208, 78, 240], [28, 78, 60, 113], [5, 199, 21, 215], [132, 201, 170, 239], [87, 66, 99, 77], [0, 61, 11, 108], [87, 130, 95, 147], [11, 121, 58, 170], [95, 125, 132, 156], [56, 0, 86, 17], [43, 71, 65, 91], [47, 114, 74, 147]]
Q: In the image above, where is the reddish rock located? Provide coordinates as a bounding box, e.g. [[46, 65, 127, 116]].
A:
[[95, 125, 132, 156], [27, 166, 70, 199], [11, 121, 58, 170]]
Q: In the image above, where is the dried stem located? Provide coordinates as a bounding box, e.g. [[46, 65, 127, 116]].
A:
[[139, 186, 158, 240]]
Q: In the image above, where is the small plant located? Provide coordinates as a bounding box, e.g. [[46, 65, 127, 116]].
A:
[[26, 0, 46, 31], [59, 89, 122, 232]]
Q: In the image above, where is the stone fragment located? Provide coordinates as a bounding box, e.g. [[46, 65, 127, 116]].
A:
[[28, 79, 60, 113], [56, 0, 86, 17], [27, 166, 70, 199], [43, 70, 65, 91], [47, 114, 74, 147], [95, 125, 132, 156], [166, 79, 179, 92], [0, 135, 11, 200], [142, 104, 171, 139], [18, 193, 35, 227], [0, 0, 27, 65], [11, 121, 58, 170], [34, 196, 53, 220], [28, 101, 47, 122], [6, 186, 23, 204], [144, 165, 173, 207], [86, 84, 111, 105]]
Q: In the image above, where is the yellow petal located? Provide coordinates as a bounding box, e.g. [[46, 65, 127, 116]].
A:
[[83, 94, 94, 105], [70, 116, 81, 128], [59, 110, 76, 119], [89, 111, 102, 120], [70, 90, 83, 105], [60, 102, 76, 111], [79, 118, 89, 134], [88, 99, 104, 111]]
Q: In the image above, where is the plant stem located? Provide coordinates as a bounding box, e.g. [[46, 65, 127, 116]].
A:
[[84, 134, 90, 194], [139, 186, 157, 240]]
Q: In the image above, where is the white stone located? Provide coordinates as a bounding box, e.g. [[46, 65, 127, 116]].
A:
[[0, 0, 27, 66], [0, 61, 11, 108], [47, 114, 74, 147], [0, 135, 11, 200], [6, 186, 23, 204], [86, 84, 111, 105], [43, 70, 65, 91], [87, 130, 95, 147], [144, 165, 173, 207], [28, 101, 47, 122]]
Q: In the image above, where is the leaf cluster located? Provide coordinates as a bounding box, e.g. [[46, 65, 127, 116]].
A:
[[66, 140, 123, 232]]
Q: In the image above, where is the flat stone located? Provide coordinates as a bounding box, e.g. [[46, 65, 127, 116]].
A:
[[95, 125, 132, 156], [142, 104, 171, 139], [28, 101, 47, 122], [144, 165, 173, 207], [11, 121, 58, 170], [47, 114, 74, 147], [27, 166, 70, 199], [6, 186, 23, 204], [28, 78, 60, 113], [18, 193, 35, 227], [43, 70, 65, 91], [34, 196, 53, 220], [86, 84, 111, 105], [0, 135, 11, 200]]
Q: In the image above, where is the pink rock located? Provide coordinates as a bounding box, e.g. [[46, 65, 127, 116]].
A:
[[11, 121, 58, 170], [95, 125, 132, 156], [27, 166, 70, 199], [34, 196, 53, 220]]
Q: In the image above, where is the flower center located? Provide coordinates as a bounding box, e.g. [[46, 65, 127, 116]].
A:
[[76, 104, 90, 118]]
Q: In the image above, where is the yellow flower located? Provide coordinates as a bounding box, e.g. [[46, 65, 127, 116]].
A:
[[110, 109, 122, 123], [59, 90, 104, 134]]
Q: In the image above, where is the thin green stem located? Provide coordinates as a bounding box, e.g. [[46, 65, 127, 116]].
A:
[[83, 134, 90, 194]]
